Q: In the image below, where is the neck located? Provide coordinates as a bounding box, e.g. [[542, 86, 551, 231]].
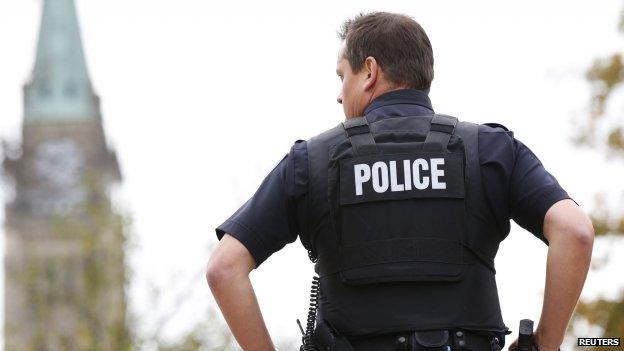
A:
[[365, 83, 410, 109]]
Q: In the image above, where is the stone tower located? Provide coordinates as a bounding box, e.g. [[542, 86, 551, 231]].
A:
[[3, 0, 129, 349]]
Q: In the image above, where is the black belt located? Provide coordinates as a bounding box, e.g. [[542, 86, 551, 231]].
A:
[[347, 330, 502, 351]]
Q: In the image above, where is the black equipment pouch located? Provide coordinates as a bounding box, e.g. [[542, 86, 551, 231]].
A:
[[413, 330, 450, 348], [312, 320, 355, 351], [328, 115, 473, 285]]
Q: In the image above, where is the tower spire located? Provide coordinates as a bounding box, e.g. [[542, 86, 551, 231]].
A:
[[24, 0, 98, 122]]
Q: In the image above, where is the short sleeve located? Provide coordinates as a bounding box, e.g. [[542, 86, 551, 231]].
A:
[[479, 125, 572, 244], [215, 141, 308, 267], [508, 139, 572, 243]]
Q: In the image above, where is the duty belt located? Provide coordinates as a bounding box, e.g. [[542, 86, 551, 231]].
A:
[[346, 330, 502, 351]]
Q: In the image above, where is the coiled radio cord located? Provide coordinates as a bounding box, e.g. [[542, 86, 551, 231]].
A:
[[297, 276, 320, 351]]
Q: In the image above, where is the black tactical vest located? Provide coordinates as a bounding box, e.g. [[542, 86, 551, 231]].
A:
[[303, 114, 508, 337]]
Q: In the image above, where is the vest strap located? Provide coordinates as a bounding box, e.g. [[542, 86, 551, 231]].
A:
[[423, 114, 458, 151], [342, 117, 379, 156]]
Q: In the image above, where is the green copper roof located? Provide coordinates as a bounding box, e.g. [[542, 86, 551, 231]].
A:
[[24, 0, 98, 122]]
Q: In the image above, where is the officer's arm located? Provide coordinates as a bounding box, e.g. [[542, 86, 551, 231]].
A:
[[206, 234, 276, 351], [534, 199, 594, 351]]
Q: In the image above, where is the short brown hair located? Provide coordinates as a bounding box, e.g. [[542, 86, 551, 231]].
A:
[[339, 12, 434, 92]]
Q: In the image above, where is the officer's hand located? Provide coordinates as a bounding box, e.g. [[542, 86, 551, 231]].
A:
[[507, 338, 542, 351]]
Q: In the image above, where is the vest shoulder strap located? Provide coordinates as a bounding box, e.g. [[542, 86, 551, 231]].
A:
[[423, 114, 458, 151], [342, 117, 378, 156]]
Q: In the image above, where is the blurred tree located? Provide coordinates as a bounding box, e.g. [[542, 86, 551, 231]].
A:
[[571, 5, 624, 347], [133, 271, 239, 351], [137, 258, 299, 350], [2, 175, 133, 351], [152, 309, 236, 351], [128, 244, 299, 350]]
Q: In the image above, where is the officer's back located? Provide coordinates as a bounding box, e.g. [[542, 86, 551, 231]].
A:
[[207, 12, 594, 351]]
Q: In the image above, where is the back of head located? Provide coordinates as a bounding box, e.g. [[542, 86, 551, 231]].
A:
[[339, 12, 434, 93]]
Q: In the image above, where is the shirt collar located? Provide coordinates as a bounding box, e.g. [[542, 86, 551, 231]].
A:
[[363, 88, 433, 117]]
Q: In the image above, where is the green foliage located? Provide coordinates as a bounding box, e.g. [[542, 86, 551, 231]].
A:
[[573, 295, 624, 351], [587, 53, 624, 118], [607, 127, 624, 151], [9, 177, 132, 351], [137, 269, 299, 350], [588, 195, 624, 237], [577, 296, 624, 335], [571, 7, 624, 344], [576, 10, 624, 157], [154, 315, 236, 351]]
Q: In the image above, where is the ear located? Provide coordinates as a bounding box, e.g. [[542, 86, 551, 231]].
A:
[[363, 56, 379, 91]]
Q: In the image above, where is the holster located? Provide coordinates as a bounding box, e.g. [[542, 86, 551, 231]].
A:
[[509, 341, 540, 351], [312, 320, 354, 351], [413, 330, 450, 349]]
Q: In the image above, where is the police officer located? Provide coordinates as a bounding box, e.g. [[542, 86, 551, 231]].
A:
[[206, 12, 594, 351]]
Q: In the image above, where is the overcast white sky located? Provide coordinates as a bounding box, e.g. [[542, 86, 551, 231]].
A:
[[1, 0, 624, 349]]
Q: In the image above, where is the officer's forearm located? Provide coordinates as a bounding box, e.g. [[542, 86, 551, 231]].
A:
[[536, 202, 594, 351], [208, 271, 275, 350]]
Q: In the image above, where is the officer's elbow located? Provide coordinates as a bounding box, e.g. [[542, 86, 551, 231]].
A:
[[566, 207, 595, 250], [205, 259, 216, 286], [206, 234, 256, 287], [205, 256, 232, 287], [206, 252, 251, 287], [572, 221, 594, 250], [544, 199, 594, 251], [550, 216, 594, 253]]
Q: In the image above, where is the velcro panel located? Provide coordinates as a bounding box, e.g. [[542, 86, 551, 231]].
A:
[[345, 124, 370, 137], [339, 152, 464, 205], [430, 123, 455, 134], [340, 237, 464, 270]]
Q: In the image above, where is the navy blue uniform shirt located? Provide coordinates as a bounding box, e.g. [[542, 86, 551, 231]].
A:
[[216, 89, 571, 267]]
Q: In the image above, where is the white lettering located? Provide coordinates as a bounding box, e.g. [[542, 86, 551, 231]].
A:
[[352, 157, 452, 196], [389, 161, 404, 192], [431, 158, 446, 189], [403, 160, 412, 191], [412, 159, 429, 190], [371, 162, 389, 193], [354, 164, 371, 196]]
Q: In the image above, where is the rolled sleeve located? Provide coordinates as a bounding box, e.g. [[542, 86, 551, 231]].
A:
[[509, 139, 572, 243], [215, 142, 306, 267], [479, 125, 573, 244], [216, 218, 272, 267]]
